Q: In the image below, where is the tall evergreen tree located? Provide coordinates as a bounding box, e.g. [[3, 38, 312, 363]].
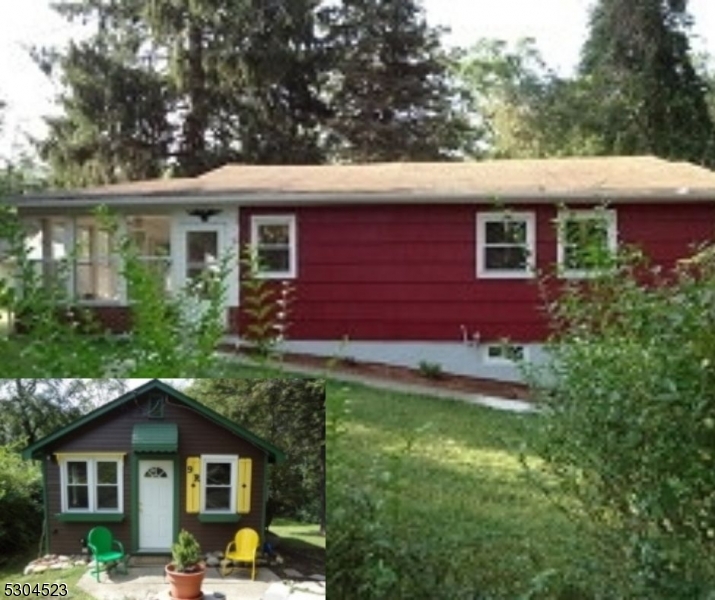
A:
[[37, 0, 330, 186], [325, 0, 470, 161], [38, 41, 172, 187], [579, 0, 715, 165], [223, 0, 331, 164]]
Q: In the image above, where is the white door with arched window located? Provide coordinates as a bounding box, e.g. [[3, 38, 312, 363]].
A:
[[138, 460, 174, 550]]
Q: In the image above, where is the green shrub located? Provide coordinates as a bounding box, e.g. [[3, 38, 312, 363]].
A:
[[171, 529, 202, 573], [0, 444, 42, 562], [525, 247, 715, 598], [417, 360, 444, 379]]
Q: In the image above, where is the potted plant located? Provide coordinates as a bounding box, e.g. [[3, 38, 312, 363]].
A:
[[165, 530, 205, 600]]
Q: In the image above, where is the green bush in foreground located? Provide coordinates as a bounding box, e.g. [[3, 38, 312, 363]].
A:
[[526, 247, 715, 599], [0, 444, 42, 562]]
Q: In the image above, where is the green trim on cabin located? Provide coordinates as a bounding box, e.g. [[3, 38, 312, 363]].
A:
[[130, 454, 138, 553], [197, 513, 242, 524], [261, 461, 270, 543], [55, 513, 125, 523], [42, 459, 50, 555], [131, 454, 180, 553], [132, 423, 178, 453], [22, 380, 285, 463]]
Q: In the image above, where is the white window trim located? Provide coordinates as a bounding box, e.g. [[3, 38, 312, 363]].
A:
[[58, 455, 124, 514], [73, 218, 124, 306], [483, 344, 529, 365], [557, 209, 617, 279], [200, 454, 238, 514], [476, 212, 536, 279], [250, 215, 297, 279]]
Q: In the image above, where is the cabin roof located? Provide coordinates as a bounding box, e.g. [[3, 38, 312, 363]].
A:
[[11, 156, 715, 208], [21, 379, 286, 463]]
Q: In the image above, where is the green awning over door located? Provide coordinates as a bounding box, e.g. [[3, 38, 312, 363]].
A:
[[132, 423, 178, 453]]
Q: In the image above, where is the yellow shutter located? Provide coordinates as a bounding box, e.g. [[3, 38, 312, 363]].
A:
[[237, 458, 252, 514], [186, 457, 201, 513]]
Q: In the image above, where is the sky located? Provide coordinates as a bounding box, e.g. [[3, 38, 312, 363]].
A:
[[1, 0, 715, 159]]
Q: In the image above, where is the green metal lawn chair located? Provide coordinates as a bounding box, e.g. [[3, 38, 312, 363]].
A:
[[87, 526, 127, 582]]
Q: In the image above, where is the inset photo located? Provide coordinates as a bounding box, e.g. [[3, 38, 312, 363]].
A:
[[0, 378, 325, 600]]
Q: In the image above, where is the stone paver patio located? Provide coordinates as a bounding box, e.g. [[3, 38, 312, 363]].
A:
[[77, 564, 325, 600]]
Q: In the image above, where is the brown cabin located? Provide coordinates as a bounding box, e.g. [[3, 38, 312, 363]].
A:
[[22, 379, 285, 556]]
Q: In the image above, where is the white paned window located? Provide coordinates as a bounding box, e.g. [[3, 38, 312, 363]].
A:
[[75, 217, 120, 302], [59, 456, 124, 513], [557, 209, 617, 278], [477, 212, 536, 278], [200, 454, 238, 513], [250, 215, 297, 279], [23, 218, 69, 291], [126, 215, 172, 293]]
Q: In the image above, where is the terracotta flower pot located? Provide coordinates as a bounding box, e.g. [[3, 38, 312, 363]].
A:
[[165, 563, 206, 600]]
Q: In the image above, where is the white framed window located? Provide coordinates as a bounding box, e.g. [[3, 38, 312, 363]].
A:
[[126, 215, 172, 293], [477, 212, 536, 279], [557, 209, 617, 278], [24, 216, 123, 303], [200, 454, 238, 513], [484, 343, 528, 365], [250, 215, 297, 279], [23, 217, 70, 292], [75, 217, 121, 303], [58, 455, 124, 513]]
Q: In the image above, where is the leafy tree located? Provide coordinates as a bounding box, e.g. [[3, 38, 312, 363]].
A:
[[526, 247, 715, 597], [0, 101, 47, 194], [324, 0, 472, 161], [456, 38, 555, 158], [0, 379, 127, 446], [187, 378, 325, 533], [457, 39, 615, 158], [0, 443, 42, 562], [578, 0, 715, 164]]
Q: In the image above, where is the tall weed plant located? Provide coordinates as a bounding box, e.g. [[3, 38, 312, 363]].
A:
[[240, 245, 294, 360], [525, 246, 715, 599]]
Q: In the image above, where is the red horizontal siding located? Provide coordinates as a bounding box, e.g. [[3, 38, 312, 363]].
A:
[[240, 201, 715, 343], [618, 204, 715, 267], [240, 204, 556, 342], [294, 282, 541, 303]]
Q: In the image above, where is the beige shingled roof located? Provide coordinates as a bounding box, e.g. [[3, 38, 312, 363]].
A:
[[15, 156, 715, 206]]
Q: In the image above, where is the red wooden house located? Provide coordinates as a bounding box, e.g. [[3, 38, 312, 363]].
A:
[[8, 156, 715, 381]]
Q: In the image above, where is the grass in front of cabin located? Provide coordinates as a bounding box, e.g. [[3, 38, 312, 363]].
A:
[[269, 518, 325, 550], [327, 379, 595, 599], [0, 552, 94, 600]]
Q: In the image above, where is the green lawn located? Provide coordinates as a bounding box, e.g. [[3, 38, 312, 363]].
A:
[[327, 379, 592, 599], [0, 552, 94, 600], [269, 518, 325, 550]]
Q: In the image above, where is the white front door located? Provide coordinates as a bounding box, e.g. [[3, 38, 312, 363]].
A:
[[138, 460, 174, 551], [176, 223, 226, 325]]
